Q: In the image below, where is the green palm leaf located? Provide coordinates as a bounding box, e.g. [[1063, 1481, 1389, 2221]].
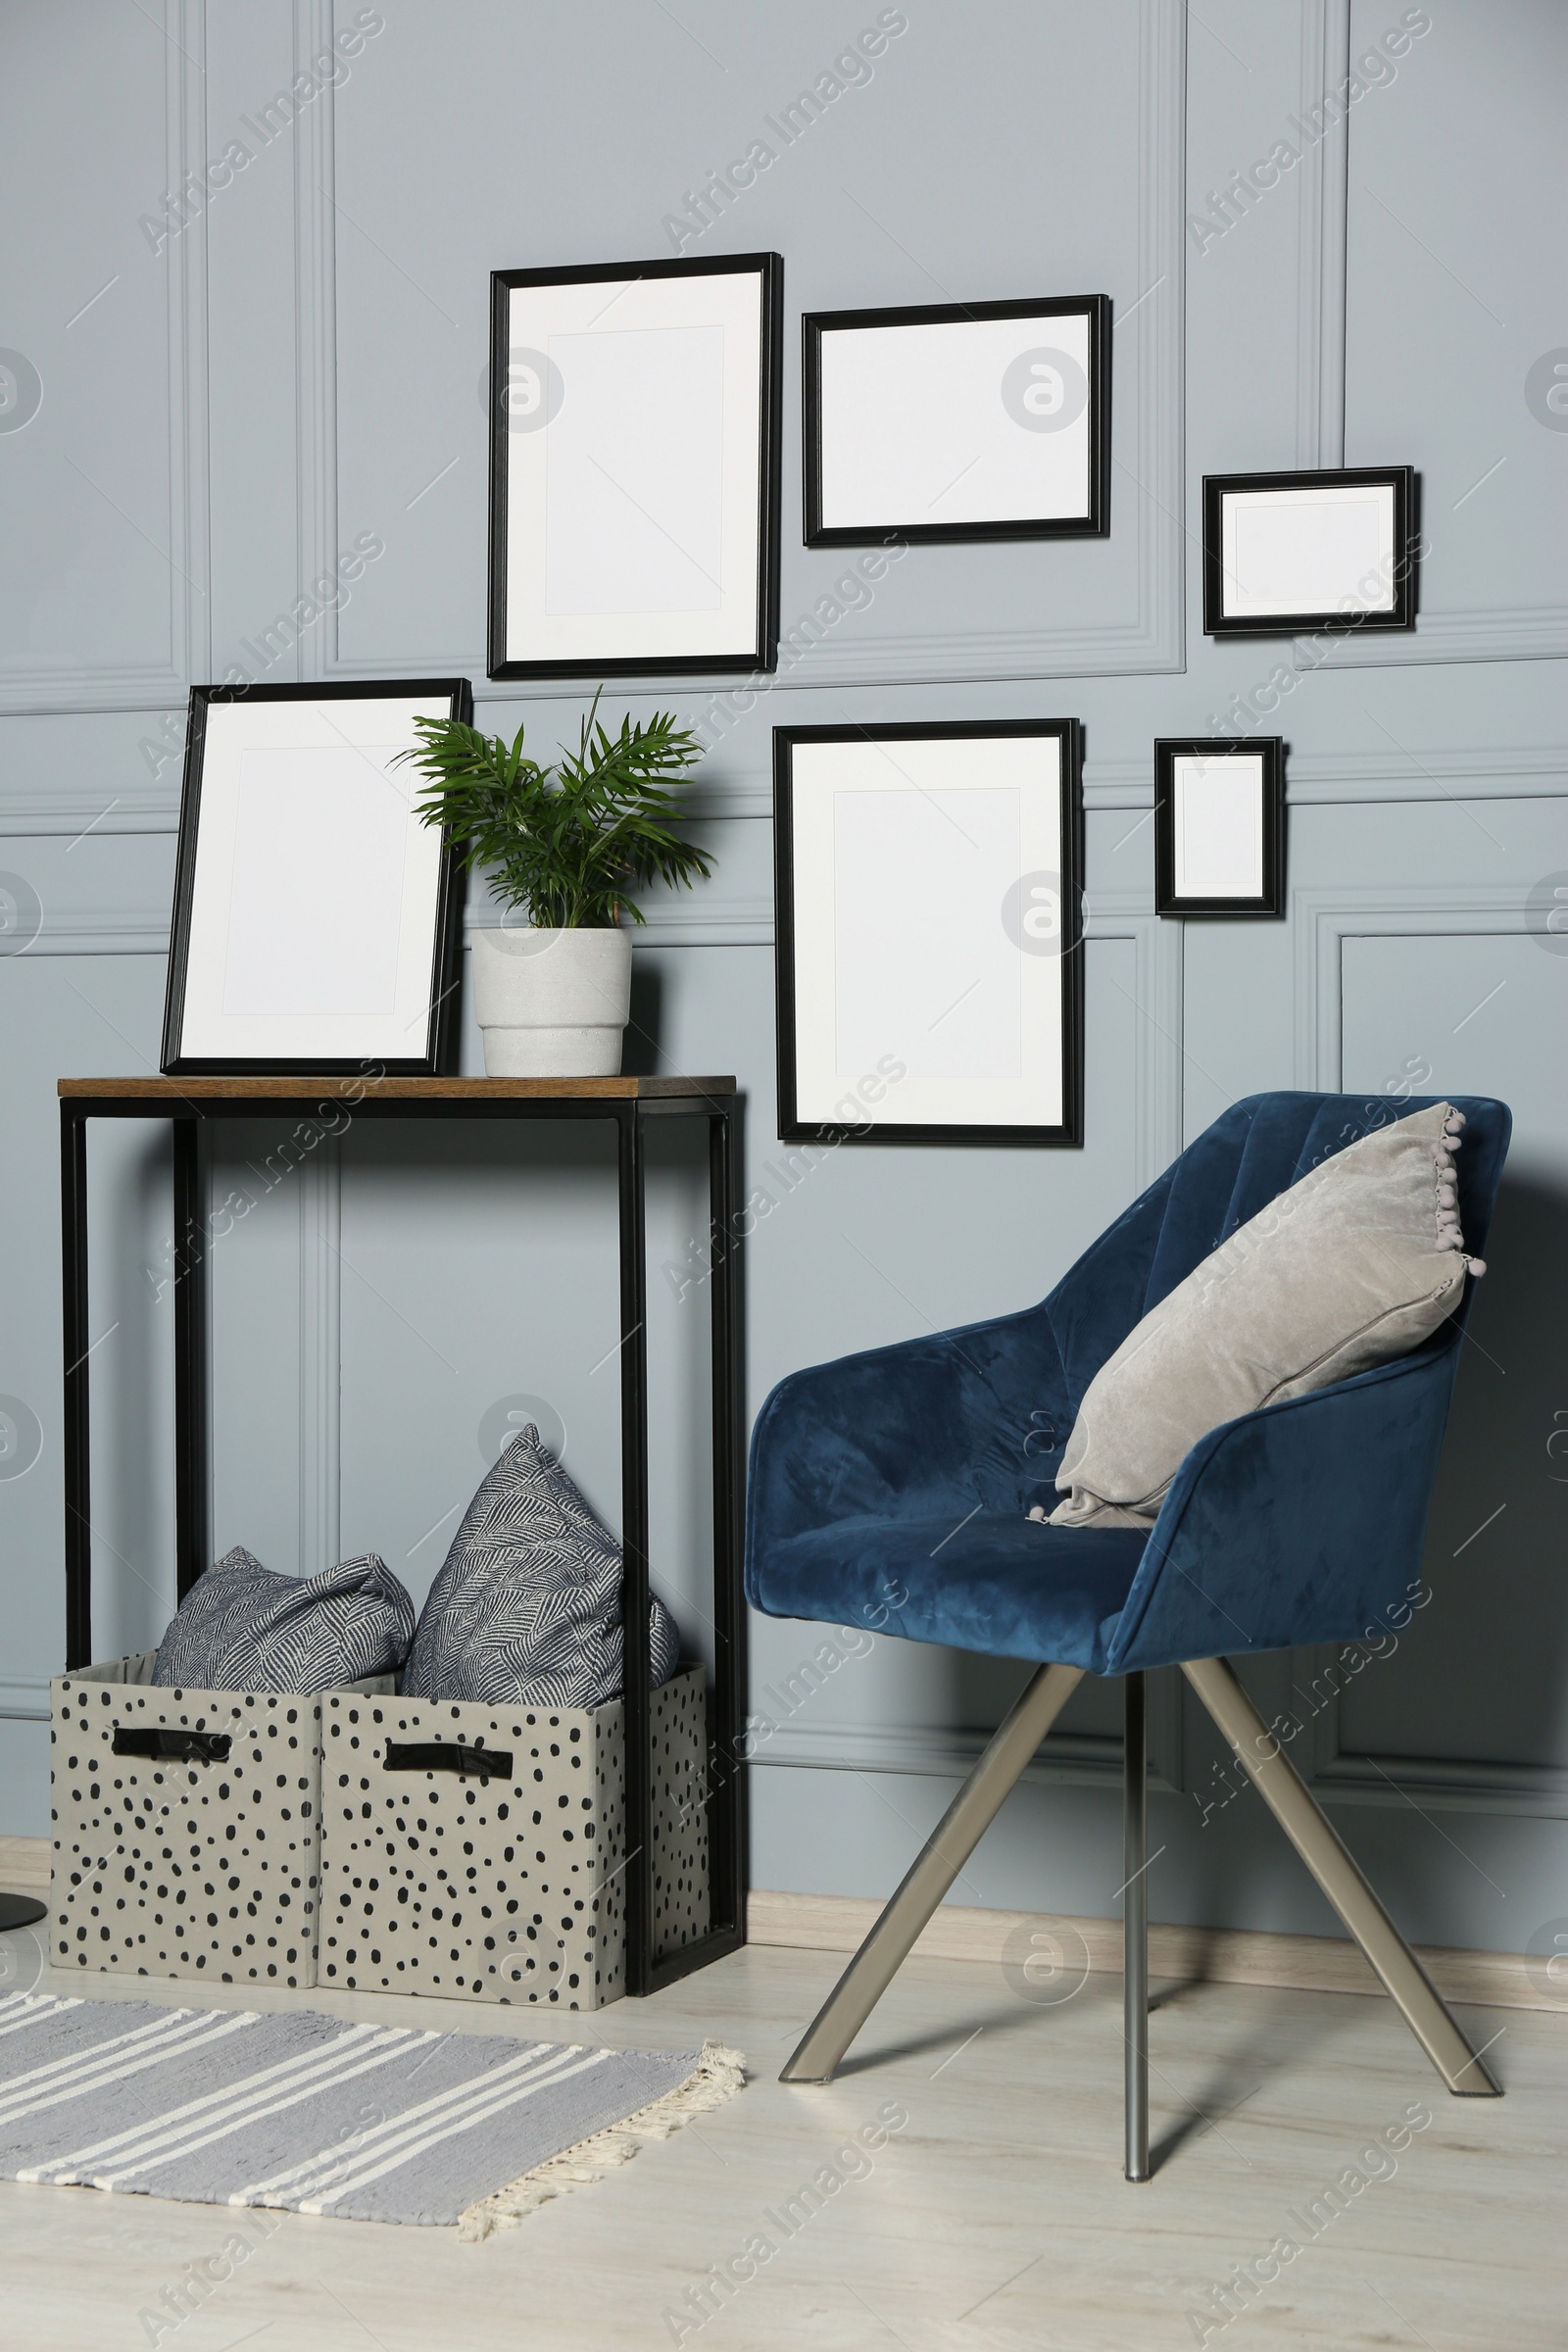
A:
[[396, 696, 712, 930]]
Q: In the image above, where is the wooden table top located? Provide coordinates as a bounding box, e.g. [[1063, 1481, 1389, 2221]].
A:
[[59, 1075, 736, 1102]]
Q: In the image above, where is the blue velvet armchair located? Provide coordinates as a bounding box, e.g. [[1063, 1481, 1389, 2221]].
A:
[[746, 1092, 1510, 2173]]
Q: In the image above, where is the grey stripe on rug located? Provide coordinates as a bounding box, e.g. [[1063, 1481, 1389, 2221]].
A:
[[0, 1991, 742, 2234]]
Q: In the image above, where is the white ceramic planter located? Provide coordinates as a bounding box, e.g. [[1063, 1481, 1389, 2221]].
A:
[[471, 926, 633, 1077]]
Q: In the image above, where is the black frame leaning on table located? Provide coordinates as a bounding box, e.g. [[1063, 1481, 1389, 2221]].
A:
[[802, 293, 1112, 547], [161, 678, 472, 1081], [487, 252, 784, 681], [1200, 466, 1419, 636], [1152, 737, 1287, 919], [58, 1075, 748, 2000]]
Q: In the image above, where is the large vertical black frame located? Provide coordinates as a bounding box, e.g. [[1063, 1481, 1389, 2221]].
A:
[[773, 718, 1086, 1147], [57, 1084, 746, 1990], [160, 678, 472, 1079], [487, 252, 784, 681]]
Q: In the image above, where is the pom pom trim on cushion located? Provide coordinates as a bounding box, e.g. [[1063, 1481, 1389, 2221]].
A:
[[1432, 1106, 1486, 1276]]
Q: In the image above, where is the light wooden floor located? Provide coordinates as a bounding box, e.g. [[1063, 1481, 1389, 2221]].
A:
[[1, 1922, 1563, 2350]]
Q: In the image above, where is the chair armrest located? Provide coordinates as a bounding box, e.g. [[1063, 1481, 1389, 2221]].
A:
[[745, 1302, 1069, 1562], [1104, 1340, 1460, 1673]]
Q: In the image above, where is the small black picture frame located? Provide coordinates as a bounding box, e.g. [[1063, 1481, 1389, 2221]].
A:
[[1153, 737, 1286, 918], [1201, 466, 1418, 635], [774, 718, 1084, 1146], [487, 252, 783, 680], [803, 294, 1111, 547], [162, 678, 471, 1077]]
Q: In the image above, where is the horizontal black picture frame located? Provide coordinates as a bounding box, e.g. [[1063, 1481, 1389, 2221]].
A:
[[487, 251, 783, 680], [803, 294, 1111, 547], [1153, 737, 1286, 918], [1201, 466, 1418, 635], [162, 679, 471, 1078], [774, 718, 1084, 1146]]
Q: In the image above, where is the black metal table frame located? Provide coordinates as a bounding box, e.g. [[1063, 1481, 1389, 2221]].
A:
[[59, 1082, 746, 1998]]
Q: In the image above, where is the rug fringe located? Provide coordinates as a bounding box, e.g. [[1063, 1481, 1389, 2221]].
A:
[[457, 2041, 746, 2242]]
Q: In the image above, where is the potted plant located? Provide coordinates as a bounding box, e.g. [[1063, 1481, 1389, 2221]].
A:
[[400, 695, 711, 1076]]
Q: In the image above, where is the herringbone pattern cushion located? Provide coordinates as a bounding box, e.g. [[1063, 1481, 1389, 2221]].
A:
[[152, 1546, 416, 1693], [401, 1425, 681, 1709]]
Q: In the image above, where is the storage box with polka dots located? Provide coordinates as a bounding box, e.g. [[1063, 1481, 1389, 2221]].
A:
[[51, 1652, 396, 1988], [317, 1664, 710, 2009]]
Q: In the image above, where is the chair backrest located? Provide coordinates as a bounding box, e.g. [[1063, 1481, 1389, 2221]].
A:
[[1045, 1092, 1511, 1413]]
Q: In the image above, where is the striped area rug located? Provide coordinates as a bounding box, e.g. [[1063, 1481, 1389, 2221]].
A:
[[0, 1991, 741, 2234]]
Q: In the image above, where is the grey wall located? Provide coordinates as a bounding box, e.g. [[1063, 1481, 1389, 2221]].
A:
[[1, 0, 1564, 1961]]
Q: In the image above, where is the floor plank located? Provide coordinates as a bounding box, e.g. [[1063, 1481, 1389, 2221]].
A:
[[0, 1931, 1561, 2349]]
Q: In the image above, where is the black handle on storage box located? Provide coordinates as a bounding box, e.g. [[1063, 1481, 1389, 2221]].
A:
[[112, 1726, 232, 1764], [383, 1740, 514, 1782]]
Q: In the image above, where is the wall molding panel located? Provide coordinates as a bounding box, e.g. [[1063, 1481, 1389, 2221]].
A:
[[1279, 744, 1568, 803], [749, 1701, 1185, 1798], [1086, 898, 1185, 1193], [320, 0, 1188, 694], [20, 917, 170, 957], [0, 0, 211, 717], [1299, 606, 1568, 670], [1286, 878, 1560, 1819], [4, 742, 1561, 837], [0, 779, 181, 837], [778, 0, 1190, 688], [1291, 0, 1568, 669], [1294, 0, 1350, 469], [1302, 1642, 1568, 1820], [1314, 1751, 1568, 1821], [657, 745, 1568, 826], [294, 0, 341, 686], [0, 1681, 50, 1725], [1308, 1706, 1568, 1822], [1292, 882, 1530, 1090]]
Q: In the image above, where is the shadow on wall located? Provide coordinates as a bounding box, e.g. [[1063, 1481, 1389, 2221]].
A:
[[1348, 1166, 1568, 1775], [620, 959, 663, 1079]]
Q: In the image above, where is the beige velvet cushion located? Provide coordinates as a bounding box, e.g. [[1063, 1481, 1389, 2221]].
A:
[[1047, 1102, 1484, 1530]]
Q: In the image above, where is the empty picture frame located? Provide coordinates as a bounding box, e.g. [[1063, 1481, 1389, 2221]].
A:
[[488, 253, 783, 679], [1153, 738, 1285, 918], [162, 680, 471, 1076], [803, 295, 1111, 545], [774, 720, 1084, 1145], [1202, 466, 1417, 634]]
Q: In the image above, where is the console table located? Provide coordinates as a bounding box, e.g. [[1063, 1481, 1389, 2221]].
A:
[[58, 1074, 746, 1996]]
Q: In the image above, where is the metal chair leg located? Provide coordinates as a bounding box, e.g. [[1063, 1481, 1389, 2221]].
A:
[[1183, 1656, 1500, 2096], [1123, 1670, 1151, 2180], [779, 1661, 1085, 2082]]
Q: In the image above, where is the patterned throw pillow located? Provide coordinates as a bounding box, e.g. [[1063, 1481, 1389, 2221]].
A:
[[152, 1546, 416, 1693], [401, 1424, 682, 1710]]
